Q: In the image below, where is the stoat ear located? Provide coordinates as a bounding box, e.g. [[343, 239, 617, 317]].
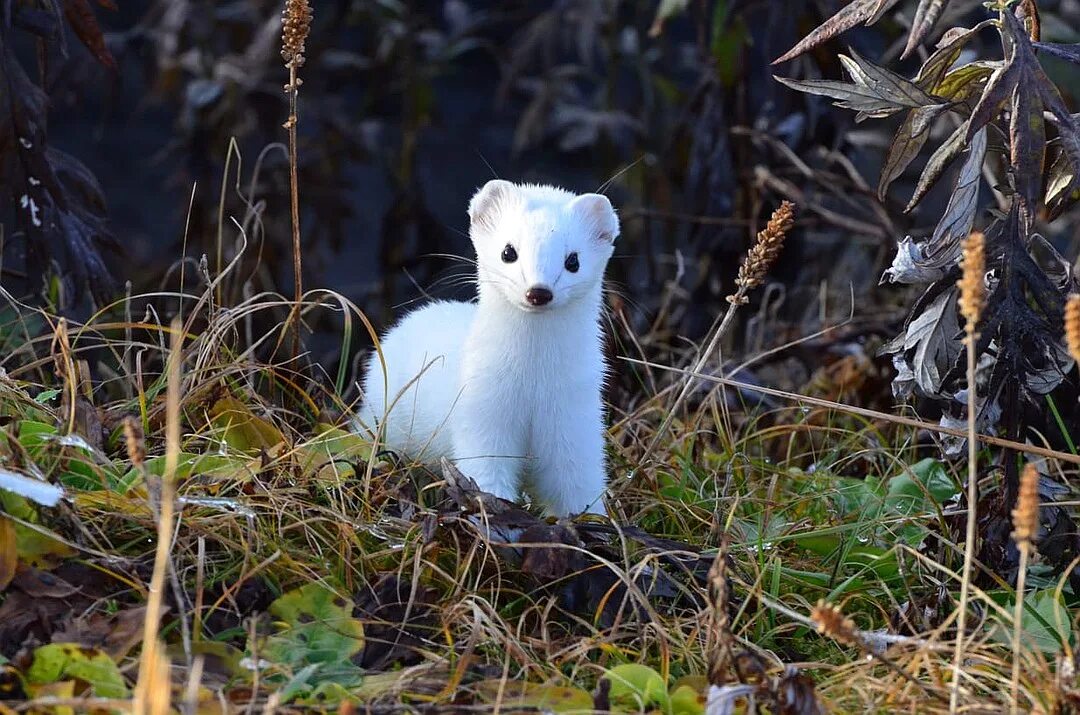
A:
[[468, 180, 517, 233], [571, 193, 620, 243]]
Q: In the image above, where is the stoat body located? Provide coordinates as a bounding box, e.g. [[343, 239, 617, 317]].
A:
[[358, 180, 619, 516]]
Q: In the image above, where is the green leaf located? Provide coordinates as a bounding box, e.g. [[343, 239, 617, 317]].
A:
[[25, 644, 128, 698], [669, 684, 707, 715], [604, 663, 669, 712], [990, 589, 1071, 654], [262, 582, 365, 686], [885, 458, 958, 515], [33, 389, 61, 405]]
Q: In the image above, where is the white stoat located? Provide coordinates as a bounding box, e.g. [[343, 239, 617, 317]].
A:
[[357, 180, 619, 516]]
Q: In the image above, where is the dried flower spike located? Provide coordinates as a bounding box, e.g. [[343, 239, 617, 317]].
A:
[[1066, 295, 1080, 365], [281, 0, 312, 68], [1012, 463, 1040, 546], [811, 599, 857, 646], [957, 231, 986, 335], [123, 416, 146, 469], [728, 200, 796, 304]]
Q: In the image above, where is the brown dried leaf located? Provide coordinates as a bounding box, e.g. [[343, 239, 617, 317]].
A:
[[51, 606, 157, 660], [0, 518, 16, 592], [903, 0, 949, 59], [773, 0, 902, 64], [879, 104, 949, 200], [906, 120, 967, 212]]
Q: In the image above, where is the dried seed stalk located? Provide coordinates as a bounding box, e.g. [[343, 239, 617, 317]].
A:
[[281, 0, 312, 70], [644, 202, 797, 464], [958, 231, 986, 335], [1065, 294, 1080, 365], [811, 600, 858, 646], [728, 200, 796, 304], [951, 229, 986, 714], [1010, 463, 1041, 714], [706, 535, 734, 685], [282, 0, 312, 359]]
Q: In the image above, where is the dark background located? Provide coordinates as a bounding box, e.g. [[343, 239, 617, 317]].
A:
[[8, 0, 1080, 389]]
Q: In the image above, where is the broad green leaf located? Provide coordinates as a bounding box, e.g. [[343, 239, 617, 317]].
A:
[[991, 589, 1071, 654], [885, 458, 957, 515], [0, 491, 74, 566], [604, 663, 669, 712], [25, 644, 128, 698], [670, 683, 707, 715], [262, 582, 365, 687]]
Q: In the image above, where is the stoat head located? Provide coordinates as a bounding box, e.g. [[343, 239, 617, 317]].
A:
[[467, 180, 619, 312]]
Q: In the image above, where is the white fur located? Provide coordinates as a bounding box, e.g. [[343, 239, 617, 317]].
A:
[[358, 181, 619, 516]]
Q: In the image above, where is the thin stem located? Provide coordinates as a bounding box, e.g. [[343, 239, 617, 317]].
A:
[[642, 289, 744, 464], [950, 331, 979, 713], [287, 62, 303, 359], [1010, 541, 1030, 714]]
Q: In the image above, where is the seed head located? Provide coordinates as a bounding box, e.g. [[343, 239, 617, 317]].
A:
[[957, 231, 985, 334], [1065, 295, 1080, 365], [728, 201, 796, 304], [811, 599, 858, 646], [281, 0, 312, 68], [1012, 463, 1040, 546], [123, 416, 146, 469]]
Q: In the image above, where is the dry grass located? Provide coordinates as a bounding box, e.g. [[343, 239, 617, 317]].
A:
[[0, 141, 1073, 714], [0, 248, 1074, 714]]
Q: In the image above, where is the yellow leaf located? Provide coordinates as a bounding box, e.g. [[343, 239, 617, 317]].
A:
[[0, 517, 16, 590], [209, 398, 286, 453]]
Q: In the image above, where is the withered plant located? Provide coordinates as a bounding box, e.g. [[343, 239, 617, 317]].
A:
[[0, 1, 120, 307], [776, 1, 1080, 514]]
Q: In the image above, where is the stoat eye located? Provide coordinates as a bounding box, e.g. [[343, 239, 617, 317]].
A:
[[565, 252, 580, 273], [501, 245, 518, 263]]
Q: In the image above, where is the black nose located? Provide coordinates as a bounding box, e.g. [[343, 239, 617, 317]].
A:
[[525, 286, 553, 306]]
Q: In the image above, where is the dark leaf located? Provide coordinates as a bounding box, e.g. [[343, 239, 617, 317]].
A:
[[903, 288, 962, 395], [1001, 10, 1080, 203], [932, 61, 995, 103], [840, 49, 942, 109], [879, 104, 949, 200], [925, 126, 987, 265], [773, 0, 902, 64], [775, 50, 940, 120], [965, 59, 1019, 142], [905, 120, 967, 212], [1033, 43, 1080, 64], [1009, 74, 1045, 212], [903, 0, 949, 59], [915, 20, 996, 92], [62, 0, 116, 69]]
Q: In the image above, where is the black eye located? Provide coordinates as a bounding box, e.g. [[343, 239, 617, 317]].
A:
[[565, 252, 579, 273], [501, 245, 518, 263]]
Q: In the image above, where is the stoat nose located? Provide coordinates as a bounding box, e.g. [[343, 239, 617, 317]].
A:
[[525, 286, 553, 306]]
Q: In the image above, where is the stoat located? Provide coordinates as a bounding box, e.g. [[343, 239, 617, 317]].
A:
[[358, 180, 618, 516]]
